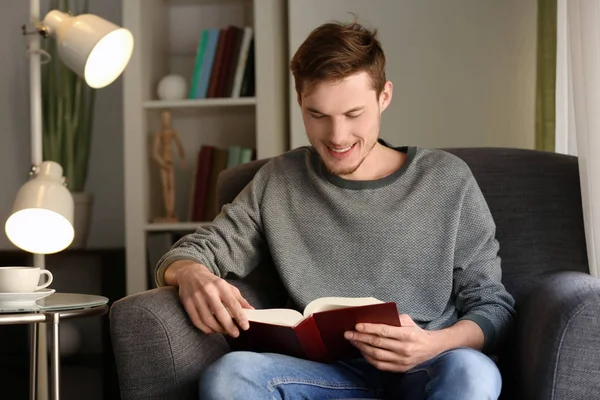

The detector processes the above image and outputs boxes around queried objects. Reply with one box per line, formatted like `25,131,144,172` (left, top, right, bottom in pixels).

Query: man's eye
310,114,324,119
346,114,361,119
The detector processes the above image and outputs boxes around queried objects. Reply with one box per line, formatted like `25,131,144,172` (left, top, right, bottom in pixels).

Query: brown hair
290,17,386,98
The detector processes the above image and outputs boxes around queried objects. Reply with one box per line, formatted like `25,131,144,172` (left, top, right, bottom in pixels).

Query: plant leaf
41,0,96,192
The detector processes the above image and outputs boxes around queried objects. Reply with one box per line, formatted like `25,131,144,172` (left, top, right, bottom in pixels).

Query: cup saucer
0,288,56,305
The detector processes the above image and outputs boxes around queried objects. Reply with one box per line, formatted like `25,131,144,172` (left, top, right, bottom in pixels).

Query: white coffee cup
0,266,53,293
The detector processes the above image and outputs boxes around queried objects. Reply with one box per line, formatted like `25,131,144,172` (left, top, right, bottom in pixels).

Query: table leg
30,323,38,400
37,323,49,400
49,313,60,400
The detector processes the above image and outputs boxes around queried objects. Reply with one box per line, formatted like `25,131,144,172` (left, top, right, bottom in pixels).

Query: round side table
0,292,109,400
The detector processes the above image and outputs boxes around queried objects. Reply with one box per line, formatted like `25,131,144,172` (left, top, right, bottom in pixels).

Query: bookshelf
142,97,257,109
144,222,212,231
122,0,289,294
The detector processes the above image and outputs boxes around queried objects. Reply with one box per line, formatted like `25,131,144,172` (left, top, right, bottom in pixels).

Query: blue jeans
199,347,502,399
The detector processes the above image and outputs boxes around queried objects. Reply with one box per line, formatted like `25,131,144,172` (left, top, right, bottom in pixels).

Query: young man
156,20,515,400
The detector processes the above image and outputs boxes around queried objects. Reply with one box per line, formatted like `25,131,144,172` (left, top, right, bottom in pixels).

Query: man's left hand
344,314,442,372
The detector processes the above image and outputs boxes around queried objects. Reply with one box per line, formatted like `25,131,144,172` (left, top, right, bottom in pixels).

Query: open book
229,297,400,363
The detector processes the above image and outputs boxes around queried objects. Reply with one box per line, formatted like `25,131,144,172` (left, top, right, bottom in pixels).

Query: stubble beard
325,138,378,177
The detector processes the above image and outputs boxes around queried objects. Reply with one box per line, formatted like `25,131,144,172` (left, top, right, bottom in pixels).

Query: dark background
0,248,126,400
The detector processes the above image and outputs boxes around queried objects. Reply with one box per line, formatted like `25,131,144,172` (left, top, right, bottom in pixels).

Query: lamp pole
29,1,49,399
30,0,43,166
16,3,133,397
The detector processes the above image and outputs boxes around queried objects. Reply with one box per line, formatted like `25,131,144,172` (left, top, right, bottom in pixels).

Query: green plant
42,0,95,192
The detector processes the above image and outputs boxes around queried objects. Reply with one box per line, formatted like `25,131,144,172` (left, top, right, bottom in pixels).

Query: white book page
242,308,304,327
303,297,384,318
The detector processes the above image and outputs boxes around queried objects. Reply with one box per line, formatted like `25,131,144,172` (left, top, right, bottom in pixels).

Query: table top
0,292,108,314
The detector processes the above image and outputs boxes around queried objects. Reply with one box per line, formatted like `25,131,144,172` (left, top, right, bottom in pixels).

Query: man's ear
379,81,393,113
297,91,302,107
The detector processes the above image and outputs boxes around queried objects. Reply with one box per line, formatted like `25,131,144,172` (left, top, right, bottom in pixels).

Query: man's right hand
164,260,253,337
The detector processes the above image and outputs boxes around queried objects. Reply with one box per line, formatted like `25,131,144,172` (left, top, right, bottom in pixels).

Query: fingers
355,323,415,341
180,281,228,334
182,297,219,334
195,294,228,334
226,287,252,330
345,331,400,352
353,341,398,363
398,313,416,327
348,337,409,373
179,273,255,337
356,323,392,336
235,288,255,310
205,284,240,337
351,339,395,360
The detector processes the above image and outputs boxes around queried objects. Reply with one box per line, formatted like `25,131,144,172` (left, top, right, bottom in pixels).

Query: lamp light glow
6,7,133,255
9,4,133,397
6,209,74,254
5,161,74,254
42,10,134,88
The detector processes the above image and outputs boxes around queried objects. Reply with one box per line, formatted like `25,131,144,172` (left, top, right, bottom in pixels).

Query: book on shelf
189,145,255,222
207,27,230,98
198,28,220,99
204,147,228,221
220,26,243,97
239,37,255,99
231,26,254,98
189,25,254,100
190,145,214,222
229,297,401,363
189,29,209,98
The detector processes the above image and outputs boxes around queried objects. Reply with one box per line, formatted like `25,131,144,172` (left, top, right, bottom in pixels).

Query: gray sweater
156,142,516,352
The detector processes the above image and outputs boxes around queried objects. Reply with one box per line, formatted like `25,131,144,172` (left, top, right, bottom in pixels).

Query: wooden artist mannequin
152,110,185,222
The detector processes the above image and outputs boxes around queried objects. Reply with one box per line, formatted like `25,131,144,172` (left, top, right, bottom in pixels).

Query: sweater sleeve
154,163,271,287
452,170,516,352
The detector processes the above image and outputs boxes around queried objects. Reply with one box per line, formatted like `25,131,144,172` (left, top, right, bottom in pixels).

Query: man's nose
328,118,348,144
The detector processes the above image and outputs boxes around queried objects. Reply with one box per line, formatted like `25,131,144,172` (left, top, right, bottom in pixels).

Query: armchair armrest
516,271,600,400
109,279,274,400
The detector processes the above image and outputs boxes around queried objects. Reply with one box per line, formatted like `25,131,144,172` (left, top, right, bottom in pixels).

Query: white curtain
556,0,600,278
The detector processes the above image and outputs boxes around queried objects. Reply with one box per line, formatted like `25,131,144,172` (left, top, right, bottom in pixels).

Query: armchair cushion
110,278,276,400
515,271,600,400
111,148,599,400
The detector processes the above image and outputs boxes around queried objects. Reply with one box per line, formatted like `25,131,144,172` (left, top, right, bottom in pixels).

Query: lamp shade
42,10,134,89
5,161,74,254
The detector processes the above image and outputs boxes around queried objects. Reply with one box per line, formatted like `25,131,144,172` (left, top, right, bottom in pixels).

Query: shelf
167,0,251,5
124,0,288,295
145,222,212,232
143,97,256,109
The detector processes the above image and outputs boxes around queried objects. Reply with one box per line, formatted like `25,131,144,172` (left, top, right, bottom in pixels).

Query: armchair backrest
217,148,589,301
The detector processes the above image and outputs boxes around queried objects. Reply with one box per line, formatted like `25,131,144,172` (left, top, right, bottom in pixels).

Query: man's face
299,71,392,179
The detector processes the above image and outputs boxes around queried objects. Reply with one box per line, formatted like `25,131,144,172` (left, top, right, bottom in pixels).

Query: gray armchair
110,148,600,400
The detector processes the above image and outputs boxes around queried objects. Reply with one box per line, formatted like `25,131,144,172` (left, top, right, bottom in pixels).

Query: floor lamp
5,1,133,398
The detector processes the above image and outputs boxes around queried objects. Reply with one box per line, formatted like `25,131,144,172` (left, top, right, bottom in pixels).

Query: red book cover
230,301,400,363
207,28,227,98
223,27,245,97
214,26,237,98
191,145,214,221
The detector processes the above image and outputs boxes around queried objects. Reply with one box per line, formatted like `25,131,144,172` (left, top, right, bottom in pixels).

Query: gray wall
0,0,124,250
0,0,537,249
288,0,537,150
